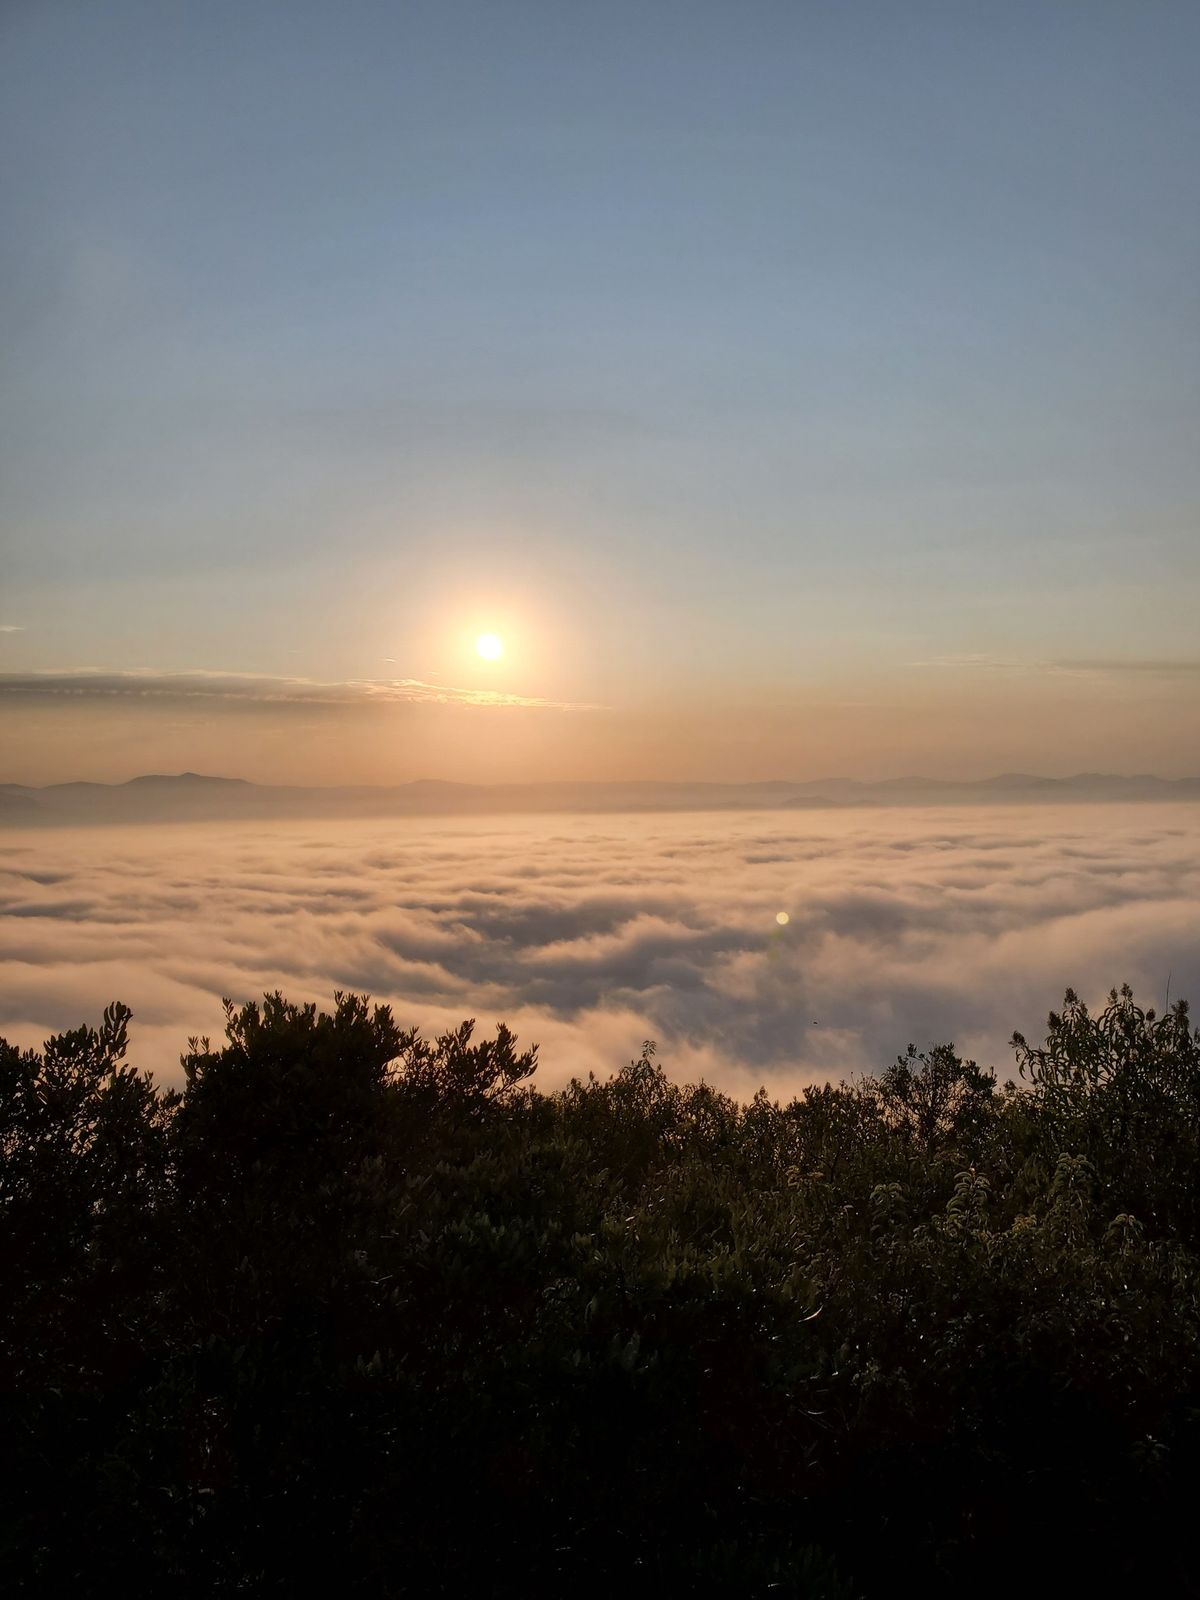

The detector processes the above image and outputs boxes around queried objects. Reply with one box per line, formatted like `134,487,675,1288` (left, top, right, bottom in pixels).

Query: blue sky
1,1,1198,780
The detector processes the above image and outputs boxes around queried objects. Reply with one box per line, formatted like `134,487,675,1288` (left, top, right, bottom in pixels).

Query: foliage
3,987,1200,1595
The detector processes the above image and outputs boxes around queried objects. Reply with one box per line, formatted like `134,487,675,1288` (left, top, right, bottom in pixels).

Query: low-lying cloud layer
1,806,1197,1098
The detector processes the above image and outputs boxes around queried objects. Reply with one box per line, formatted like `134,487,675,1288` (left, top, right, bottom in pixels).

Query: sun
475,632,504,662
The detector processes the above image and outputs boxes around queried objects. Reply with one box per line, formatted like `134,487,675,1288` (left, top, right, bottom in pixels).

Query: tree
870,1041,996,1156
0,1002,171,1389
1014,985,1200,1240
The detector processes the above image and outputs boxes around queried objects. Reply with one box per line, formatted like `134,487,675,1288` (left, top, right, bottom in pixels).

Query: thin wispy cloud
359,679,605,710
908,655,1200,680
0,670,604,712
1055,659,1200,677
905,654,1033,671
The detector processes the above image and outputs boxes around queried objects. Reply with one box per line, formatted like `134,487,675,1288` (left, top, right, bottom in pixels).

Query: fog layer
1,806,1196,1096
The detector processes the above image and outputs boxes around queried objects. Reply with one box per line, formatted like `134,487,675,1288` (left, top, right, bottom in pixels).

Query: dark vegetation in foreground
4,988,1200,1597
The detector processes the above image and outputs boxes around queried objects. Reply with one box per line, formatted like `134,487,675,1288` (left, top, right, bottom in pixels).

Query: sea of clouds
1,805,1198,1098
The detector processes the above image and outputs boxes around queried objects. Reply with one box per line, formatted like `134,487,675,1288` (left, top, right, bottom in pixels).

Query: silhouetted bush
3,986,1199,1596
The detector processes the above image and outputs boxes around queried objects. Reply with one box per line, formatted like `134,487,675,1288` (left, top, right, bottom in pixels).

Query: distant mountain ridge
1,771,1198,825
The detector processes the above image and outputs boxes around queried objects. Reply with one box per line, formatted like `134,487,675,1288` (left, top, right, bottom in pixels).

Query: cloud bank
0,669,602,712
1,805,1197,1099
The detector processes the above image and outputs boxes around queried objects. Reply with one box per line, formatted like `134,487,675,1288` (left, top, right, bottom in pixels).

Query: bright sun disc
475,632,503,661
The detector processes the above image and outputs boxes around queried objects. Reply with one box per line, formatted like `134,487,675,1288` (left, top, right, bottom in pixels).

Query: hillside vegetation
4,986,1200,1596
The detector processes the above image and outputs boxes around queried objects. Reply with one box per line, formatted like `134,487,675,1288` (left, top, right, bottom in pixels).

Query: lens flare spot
776,911,790,926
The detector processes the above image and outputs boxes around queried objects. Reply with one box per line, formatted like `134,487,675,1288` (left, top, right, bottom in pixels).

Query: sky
2,807,1196,1089
2,1,1198,784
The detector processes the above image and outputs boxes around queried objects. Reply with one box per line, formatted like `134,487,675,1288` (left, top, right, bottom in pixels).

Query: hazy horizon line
5,767,1200,791
4,769,1199,832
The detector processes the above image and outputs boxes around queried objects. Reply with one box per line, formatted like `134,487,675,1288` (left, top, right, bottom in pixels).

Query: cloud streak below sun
1,805,1196,1099
0,670,603,712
